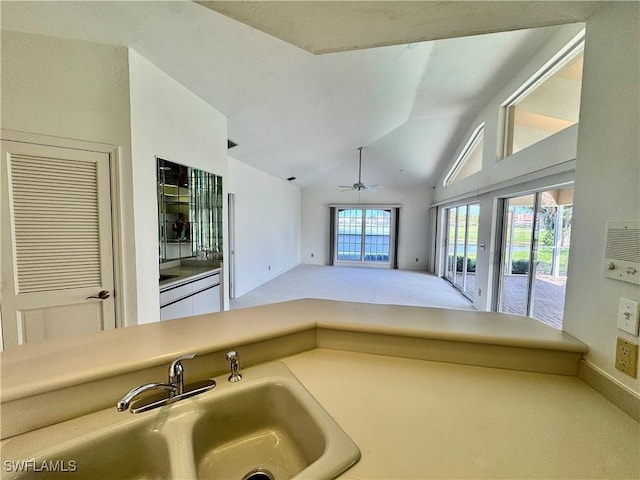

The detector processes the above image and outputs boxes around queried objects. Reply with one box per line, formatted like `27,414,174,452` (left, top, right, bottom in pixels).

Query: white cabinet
192,285,221,317
160,272,221,321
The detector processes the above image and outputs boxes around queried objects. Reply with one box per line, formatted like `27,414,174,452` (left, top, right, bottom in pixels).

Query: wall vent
604,221,640,285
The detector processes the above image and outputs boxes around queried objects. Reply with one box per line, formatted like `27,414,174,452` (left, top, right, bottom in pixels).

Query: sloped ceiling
198,1,599,54
1,1,597,189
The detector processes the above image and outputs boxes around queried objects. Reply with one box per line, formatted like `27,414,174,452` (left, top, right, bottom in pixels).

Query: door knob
86,290,111,300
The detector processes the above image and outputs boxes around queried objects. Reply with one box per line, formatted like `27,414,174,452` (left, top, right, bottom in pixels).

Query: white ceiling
1,1,597,189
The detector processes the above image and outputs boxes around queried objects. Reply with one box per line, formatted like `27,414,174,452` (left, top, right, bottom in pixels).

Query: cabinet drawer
160,282,193,307
160,297,191,321
191,273,220,293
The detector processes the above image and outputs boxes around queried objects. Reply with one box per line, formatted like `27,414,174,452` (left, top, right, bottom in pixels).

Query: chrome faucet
225,350,242,383
117,353,196,412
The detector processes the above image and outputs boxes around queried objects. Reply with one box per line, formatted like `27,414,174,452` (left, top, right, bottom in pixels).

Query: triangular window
444,123,484,187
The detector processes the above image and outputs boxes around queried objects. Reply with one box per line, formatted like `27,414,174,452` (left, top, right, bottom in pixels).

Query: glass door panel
445,208,457,282
497,188,573,329
530,190,573,327
499,195,534,317
443,203,479,301
465,205,480,297
454,206,467,290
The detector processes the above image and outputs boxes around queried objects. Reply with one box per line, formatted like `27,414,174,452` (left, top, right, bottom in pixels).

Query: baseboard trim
579,360,640,422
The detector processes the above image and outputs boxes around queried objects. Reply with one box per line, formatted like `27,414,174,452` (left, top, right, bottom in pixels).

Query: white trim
500,29,585,159
443,123,485,187
0,129,125,330
502,29,585,108
430,159,575,209
579,360,640,422
329,203,402,208
332,206,398,268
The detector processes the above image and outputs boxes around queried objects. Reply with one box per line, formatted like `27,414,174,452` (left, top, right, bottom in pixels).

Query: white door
1,140,116,348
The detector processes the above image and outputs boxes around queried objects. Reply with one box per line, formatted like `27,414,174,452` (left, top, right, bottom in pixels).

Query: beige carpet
231,264,474,310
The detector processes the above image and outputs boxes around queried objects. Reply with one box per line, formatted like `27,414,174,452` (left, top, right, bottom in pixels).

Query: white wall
432,5,640,393
301,186,432,269
0,30,138,325
430,25,583,313
128,50,228,323
563,2,640,393
226,157,301,298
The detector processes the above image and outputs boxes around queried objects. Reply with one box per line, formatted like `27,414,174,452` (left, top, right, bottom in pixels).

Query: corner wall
431,25,583,311
563,2,640,393
226,157,301,298
128,50,228,323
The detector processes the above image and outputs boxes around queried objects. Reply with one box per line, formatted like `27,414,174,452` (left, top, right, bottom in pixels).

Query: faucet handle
168,353,196,394
169,352,197,372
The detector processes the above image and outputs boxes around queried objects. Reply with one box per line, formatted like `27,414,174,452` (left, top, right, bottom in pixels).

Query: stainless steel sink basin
0,361,359,480
159,273,179,282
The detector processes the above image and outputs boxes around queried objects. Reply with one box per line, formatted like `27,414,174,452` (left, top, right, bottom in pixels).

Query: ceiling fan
340,147,378,192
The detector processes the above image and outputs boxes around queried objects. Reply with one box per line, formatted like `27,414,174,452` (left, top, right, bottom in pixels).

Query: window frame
501,30,585,159
329,204,400,269
443,123,485,187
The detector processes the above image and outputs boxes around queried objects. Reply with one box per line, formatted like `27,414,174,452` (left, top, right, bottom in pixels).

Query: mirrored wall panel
157,158,223,263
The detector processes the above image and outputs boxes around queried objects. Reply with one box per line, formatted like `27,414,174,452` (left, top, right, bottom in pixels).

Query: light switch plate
618,297,640,336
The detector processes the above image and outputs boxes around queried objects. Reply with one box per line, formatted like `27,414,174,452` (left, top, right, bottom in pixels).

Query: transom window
503,31,585,157
444,123,484,186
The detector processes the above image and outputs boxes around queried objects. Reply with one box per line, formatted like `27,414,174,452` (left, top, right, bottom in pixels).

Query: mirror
157,158,223,263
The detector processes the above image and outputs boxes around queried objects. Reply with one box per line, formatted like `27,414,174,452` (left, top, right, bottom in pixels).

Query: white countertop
283,349,640,479
0,299,586,403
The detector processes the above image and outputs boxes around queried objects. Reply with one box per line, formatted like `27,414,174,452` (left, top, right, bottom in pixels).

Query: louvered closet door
1,140,115,348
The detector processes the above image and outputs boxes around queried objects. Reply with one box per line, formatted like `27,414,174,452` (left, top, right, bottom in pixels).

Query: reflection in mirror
157,158,223,264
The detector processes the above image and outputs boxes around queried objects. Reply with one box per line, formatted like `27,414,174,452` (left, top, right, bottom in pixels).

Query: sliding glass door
334,207,396,267
496,188,573,328
444,203,479,300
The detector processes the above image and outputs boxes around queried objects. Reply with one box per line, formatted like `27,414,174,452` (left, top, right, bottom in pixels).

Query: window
503,32,584,157
330,206,399,268
444,124,484,186
443,203,480,299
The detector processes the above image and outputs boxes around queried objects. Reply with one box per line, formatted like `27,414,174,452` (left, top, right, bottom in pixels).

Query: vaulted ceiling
2,1,599,189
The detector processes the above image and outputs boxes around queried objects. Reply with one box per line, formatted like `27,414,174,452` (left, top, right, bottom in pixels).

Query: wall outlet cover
615,337,639,378
618,297,640,336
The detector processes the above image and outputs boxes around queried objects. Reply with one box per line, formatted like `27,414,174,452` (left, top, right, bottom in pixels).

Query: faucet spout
116,382,178,412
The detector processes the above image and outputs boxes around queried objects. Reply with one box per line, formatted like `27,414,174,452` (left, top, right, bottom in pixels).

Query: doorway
0,134,118,348
495,187,573,328
444,203,479,300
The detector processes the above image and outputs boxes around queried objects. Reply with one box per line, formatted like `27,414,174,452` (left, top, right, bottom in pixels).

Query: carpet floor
230,264,475,311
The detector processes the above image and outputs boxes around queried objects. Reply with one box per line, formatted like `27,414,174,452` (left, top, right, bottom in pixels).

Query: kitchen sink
3,418,171,480
159,274,179,282
0,362,359,480
193,381,327,479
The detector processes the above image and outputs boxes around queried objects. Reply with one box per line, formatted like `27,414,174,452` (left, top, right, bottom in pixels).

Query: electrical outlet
615,337,639,378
